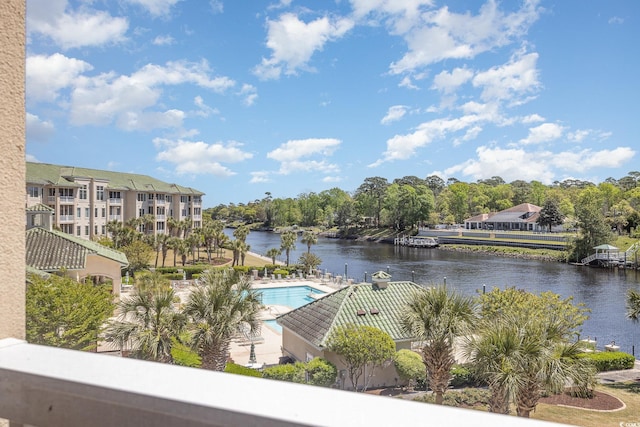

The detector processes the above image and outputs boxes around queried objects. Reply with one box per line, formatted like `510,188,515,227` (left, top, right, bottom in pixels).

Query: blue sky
26,0,639,207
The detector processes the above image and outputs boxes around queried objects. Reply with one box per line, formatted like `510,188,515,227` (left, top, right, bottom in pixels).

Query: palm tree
280,231,297,266
186,233,201,264
627,289,640,321
184,269,263,371
301,231,317,253
401,285,477,405
466,315,595,417
157,233,170,268
232,224,250,243
179,218,192,239
106,220,124,249
167,217,179,237
266,247,281,265
176,239,190,267
103,273,185,363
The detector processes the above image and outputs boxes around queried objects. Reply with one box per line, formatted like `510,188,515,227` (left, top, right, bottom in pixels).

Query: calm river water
228,230,640,354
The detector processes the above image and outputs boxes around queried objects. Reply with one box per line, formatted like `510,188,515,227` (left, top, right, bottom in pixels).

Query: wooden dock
394,236,439,248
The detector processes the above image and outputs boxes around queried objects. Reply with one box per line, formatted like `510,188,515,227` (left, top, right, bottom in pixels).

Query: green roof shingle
26,227,128,271
26,162,204,195
277,280,425,348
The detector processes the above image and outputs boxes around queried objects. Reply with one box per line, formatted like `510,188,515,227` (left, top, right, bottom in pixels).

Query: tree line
207,172,640,236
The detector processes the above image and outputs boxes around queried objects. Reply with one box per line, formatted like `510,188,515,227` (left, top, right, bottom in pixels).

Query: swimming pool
257,285,325,309
263,319,282,333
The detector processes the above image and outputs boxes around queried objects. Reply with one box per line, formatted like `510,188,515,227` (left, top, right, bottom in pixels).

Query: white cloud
238,84,258,106
608,16,624,25
567,129,590,143
350,0,434,34
253,13,354,80
250,171,272,184
432,67,473,94
152,35,175,45
389,0,541,74
551,147,635,171
370,114,481,166
210,1,224,14
381,105,408,124
117,109,185,131
521,113,545,123
193,96,219,117
520,122,565,145
69,60,235,129
154,138,253,177
125,0,182,17
26,53,93,102
267,138,341,175
26,113,55,142
445,145,556,183
472,50,540,103
27,0,128,49
322,175,343,183
26,154,41,162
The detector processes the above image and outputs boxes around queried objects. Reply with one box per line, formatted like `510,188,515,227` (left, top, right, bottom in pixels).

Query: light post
364,271,367,282
411,271,415,282
344,263,348,279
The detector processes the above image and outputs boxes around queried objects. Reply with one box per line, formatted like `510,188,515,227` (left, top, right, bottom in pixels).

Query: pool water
263,319,282,333
257,286,325,308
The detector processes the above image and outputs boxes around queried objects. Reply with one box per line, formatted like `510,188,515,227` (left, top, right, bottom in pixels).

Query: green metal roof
26,162,204,195
277,280,425,348
26,203,54,212
26,227,129,271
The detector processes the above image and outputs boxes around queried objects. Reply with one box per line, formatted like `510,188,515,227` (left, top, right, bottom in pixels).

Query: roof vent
357,309,366,316
370,308,379,315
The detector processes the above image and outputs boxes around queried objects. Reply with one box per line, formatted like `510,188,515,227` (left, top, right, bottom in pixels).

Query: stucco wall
0,0,26,340
81,254,124,295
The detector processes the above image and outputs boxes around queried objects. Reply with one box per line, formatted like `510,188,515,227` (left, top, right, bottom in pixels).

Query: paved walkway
597,360,640,384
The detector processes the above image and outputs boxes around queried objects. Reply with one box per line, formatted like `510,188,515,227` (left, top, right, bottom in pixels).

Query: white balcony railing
58,215,74,222
108,198,122,205
108,215,122,221
0,339,555,427
156,214,166,220
59,196,75,203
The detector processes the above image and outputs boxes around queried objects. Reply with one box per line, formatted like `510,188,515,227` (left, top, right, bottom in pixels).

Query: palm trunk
516,379,539,418
201,340,230,371
423,340,455,405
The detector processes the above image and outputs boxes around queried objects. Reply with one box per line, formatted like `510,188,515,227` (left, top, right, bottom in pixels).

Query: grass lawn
532,382,640,426
150,248,273,269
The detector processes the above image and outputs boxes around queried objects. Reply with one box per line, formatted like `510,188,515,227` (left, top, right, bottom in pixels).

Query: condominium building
26,162,204,240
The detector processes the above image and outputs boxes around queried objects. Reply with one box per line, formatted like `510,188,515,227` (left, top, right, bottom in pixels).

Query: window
85,226,89,236
194,208,201,215
137,193,146,202
96,186,104,201
76,226,81,236
148,193,154,200
180,196,187,203
27,186,39,197
166,195,172,202
85,207,90,218
156,194,165,201
109,191,121,199
95,208,98,218
59,188,74,197
76,207,81,218
94,225,98,235
48,188,56,196
148,206,153,214
102,208,106,218
181,209,187,217
156,222,165,231
156,206,165,215
101,225,106,235
79,185,87,199
139,208,145,217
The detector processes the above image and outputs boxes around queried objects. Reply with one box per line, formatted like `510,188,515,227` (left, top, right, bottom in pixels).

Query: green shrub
273,269,289,277
262,362,306,383
394,349,425,389
414,388,491,407
305,358,337,387
232,266,251,275
450,365,477,388
155,267,179,274
578,351,635,371
170,340,201,368
163,273,184,280
224,363,263,378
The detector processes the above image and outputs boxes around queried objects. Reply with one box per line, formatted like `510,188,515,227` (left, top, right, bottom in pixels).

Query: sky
25,0,639,207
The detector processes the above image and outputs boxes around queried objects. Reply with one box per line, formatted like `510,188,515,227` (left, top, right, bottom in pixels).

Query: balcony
0,338,553,427
58,215,74,222
108,198,122,205
108,215,122,221
155,199,166,205
155,214,166,220
59,196,75,203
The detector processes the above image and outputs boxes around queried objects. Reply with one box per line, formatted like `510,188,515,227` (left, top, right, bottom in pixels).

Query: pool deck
228,279,338,368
